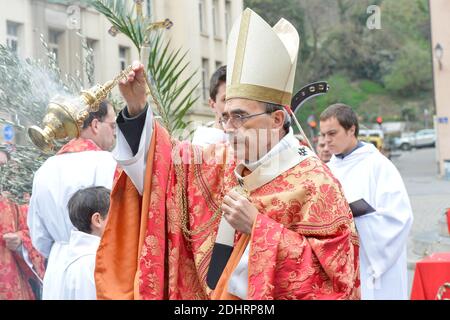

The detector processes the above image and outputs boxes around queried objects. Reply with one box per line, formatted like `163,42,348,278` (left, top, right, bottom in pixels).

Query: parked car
394,129,436,151
359,129,391,159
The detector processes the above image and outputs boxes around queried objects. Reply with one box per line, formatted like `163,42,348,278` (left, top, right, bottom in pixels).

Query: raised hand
119,61,148,117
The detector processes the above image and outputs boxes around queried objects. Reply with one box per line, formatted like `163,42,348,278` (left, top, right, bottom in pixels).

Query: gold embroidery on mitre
227,83,292,106
226,8,299,105
231,9,251,85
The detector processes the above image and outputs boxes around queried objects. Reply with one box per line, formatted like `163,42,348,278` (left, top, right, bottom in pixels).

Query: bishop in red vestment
95,8,360,300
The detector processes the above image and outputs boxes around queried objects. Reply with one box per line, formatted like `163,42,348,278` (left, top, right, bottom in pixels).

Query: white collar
234,128,313,192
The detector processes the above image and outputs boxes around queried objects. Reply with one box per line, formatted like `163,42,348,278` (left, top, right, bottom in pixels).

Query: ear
91,118,100,134
348,125,356,136
272,110,285,130
91,212,102,229
208,98,216,110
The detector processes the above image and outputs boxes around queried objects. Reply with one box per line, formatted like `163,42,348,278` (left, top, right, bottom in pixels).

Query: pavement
390,147,450,296
391,148,450,238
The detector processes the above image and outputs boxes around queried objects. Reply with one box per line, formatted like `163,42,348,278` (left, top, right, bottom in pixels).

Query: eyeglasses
101,121,117,130
219,111,272,128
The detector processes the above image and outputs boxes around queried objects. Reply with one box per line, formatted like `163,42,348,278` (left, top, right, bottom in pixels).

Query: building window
86,39,98,83
86,39,97,52
225,1,232,37
201,58,210,101
199,0,207,35
146,0,152,17
212,0,220,37
119,46,130,71
48,29,63,64
6,21,21,54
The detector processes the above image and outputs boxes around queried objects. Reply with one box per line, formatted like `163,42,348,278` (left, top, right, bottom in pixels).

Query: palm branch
90,0,199,134
90,0,144,49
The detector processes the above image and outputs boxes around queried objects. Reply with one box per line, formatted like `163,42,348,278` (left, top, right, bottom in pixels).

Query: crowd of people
0,8,413,300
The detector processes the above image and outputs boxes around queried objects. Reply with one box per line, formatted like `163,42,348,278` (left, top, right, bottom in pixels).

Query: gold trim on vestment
235,144,313,192
227,83,292,106
231,10,251,85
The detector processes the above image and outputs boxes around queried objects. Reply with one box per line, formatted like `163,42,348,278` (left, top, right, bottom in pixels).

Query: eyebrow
322,129,337,135
222,109,248,117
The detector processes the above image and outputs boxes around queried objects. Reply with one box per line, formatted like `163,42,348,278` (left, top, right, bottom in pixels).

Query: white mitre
226,8,300,106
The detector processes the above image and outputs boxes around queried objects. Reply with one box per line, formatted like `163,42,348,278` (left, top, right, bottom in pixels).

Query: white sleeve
17,245,44,283
228,243,250,300
354,158,413,279
112,107,154,195
64,257,97,300
27,192,53,258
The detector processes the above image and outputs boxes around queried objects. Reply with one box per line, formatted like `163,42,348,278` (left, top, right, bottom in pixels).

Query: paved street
390,147,450,296
392,148,450,237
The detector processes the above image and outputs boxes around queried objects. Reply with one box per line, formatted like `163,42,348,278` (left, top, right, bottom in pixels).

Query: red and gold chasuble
95,123,360,299
0,196,46,300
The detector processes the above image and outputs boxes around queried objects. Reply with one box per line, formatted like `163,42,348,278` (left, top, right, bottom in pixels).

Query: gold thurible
28,65,133,153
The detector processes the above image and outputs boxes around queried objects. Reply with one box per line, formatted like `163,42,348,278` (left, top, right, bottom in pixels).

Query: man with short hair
192,65,228,146
51,186,110,300
208,65,227,126
96,9,360,300
316,135,332,163
28,100,117,299
320,103,413,300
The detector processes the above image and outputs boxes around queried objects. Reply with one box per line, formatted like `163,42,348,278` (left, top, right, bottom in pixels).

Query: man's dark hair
265,103,291,134
209,65,226,101
82,100,111,129
320,103,359,137
68,186,111,234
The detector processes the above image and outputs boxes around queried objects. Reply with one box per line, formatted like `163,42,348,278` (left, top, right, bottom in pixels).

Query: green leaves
0,145,48,205
383,41,432,96
0,34,92,203
0,44,61,203
248,0,433,132
90,0,198,134
0,45,66,123
147,35,199,133
90,0,144,49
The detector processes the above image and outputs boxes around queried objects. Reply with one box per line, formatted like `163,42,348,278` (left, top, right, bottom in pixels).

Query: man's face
0,151,8,166
320,117,356,155
209,82,226,117
316,136,332,163
95,104,117,151
222,98,284,162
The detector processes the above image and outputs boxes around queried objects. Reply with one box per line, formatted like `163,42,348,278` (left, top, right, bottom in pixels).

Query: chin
328,147,337,154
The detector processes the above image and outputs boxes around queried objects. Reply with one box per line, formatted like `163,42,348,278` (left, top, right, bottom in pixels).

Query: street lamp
435,43,444,70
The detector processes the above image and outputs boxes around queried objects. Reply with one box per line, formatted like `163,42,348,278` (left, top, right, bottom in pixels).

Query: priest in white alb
320,103,413,300
27,101,117,299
